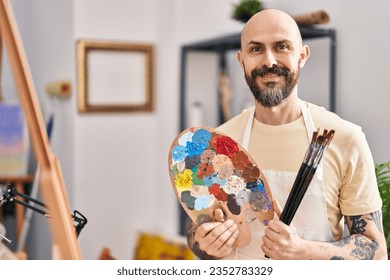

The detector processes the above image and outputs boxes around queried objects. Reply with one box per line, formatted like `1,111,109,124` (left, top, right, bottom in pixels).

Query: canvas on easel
0,103,30,176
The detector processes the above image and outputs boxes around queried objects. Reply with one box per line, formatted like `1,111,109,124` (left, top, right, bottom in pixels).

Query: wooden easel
0,175,34,243
0,0,81,259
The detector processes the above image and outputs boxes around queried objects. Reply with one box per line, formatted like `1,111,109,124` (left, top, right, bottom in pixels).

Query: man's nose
262,50,277,68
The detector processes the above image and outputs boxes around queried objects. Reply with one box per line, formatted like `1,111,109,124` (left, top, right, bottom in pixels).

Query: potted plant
232,0,263,23
375,161,390,257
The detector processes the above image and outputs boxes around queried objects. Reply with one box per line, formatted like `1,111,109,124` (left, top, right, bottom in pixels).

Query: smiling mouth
259,77,284,89
262,73,282,78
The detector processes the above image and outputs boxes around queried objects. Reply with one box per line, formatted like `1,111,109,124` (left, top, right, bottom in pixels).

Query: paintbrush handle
284,166,317,225
282,139,329,224
286,143,327,223
280,163,311,223
265,163,310,260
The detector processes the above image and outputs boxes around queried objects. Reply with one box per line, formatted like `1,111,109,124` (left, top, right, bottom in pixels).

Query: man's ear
298,45,310,69
237,50,244,69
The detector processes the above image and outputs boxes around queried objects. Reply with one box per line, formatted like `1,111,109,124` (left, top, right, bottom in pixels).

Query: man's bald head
241,9,303,50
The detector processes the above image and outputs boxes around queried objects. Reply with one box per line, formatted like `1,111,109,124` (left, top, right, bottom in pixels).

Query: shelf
182,26,336,52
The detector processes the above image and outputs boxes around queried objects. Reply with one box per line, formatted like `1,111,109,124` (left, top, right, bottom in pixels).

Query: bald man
187,9,387,260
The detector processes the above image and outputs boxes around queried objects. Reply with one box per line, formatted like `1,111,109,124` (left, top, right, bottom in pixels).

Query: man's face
238,11,309,108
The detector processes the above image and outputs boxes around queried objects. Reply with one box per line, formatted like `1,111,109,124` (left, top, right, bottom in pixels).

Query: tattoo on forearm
350,235,379,260
330,211,382,260
331,235,379,260
332,237,352,247
349,215,367,234
186,220,216,260
370,211,383,234
191,241,216,260
347,212,382,259
186,222,196,246
349,211,383,235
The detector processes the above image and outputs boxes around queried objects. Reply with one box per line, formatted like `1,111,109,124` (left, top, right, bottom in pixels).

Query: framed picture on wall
77,39,154,113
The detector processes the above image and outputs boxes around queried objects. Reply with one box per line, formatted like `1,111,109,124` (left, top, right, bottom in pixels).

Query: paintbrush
279,128,319,223
283,136,324,225
264,129,334,259
281,130,335,225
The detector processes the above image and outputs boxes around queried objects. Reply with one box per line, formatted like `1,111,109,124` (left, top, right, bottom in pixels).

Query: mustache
251,65,289,78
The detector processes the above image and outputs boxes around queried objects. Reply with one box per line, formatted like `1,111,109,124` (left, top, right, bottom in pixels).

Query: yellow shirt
217,101,382,240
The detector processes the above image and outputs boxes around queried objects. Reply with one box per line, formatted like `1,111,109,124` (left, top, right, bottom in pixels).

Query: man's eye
251,46,261,52
277,44,287,50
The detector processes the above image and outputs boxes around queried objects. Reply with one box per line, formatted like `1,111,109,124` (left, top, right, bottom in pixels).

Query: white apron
230,100,334,259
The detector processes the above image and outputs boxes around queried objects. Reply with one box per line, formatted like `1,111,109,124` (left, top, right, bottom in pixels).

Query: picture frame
77,39,154,113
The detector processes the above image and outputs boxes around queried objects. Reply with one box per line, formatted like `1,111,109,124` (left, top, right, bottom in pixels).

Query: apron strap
242,107,255,151
299,99,315,140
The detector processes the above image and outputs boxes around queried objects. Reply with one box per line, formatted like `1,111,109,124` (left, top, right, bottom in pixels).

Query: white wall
2,0,390,259
73,0,181,259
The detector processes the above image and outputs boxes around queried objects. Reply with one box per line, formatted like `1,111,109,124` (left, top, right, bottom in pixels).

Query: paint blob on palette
168,126,274,247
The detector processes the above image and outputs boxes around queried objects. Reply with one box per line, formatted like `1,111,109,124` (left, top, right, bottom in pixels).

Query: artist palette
168,126,274,247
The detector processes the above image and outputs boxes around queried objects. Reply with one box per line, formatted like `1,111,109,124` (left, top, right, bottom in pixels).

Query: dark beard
244,64,299,108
